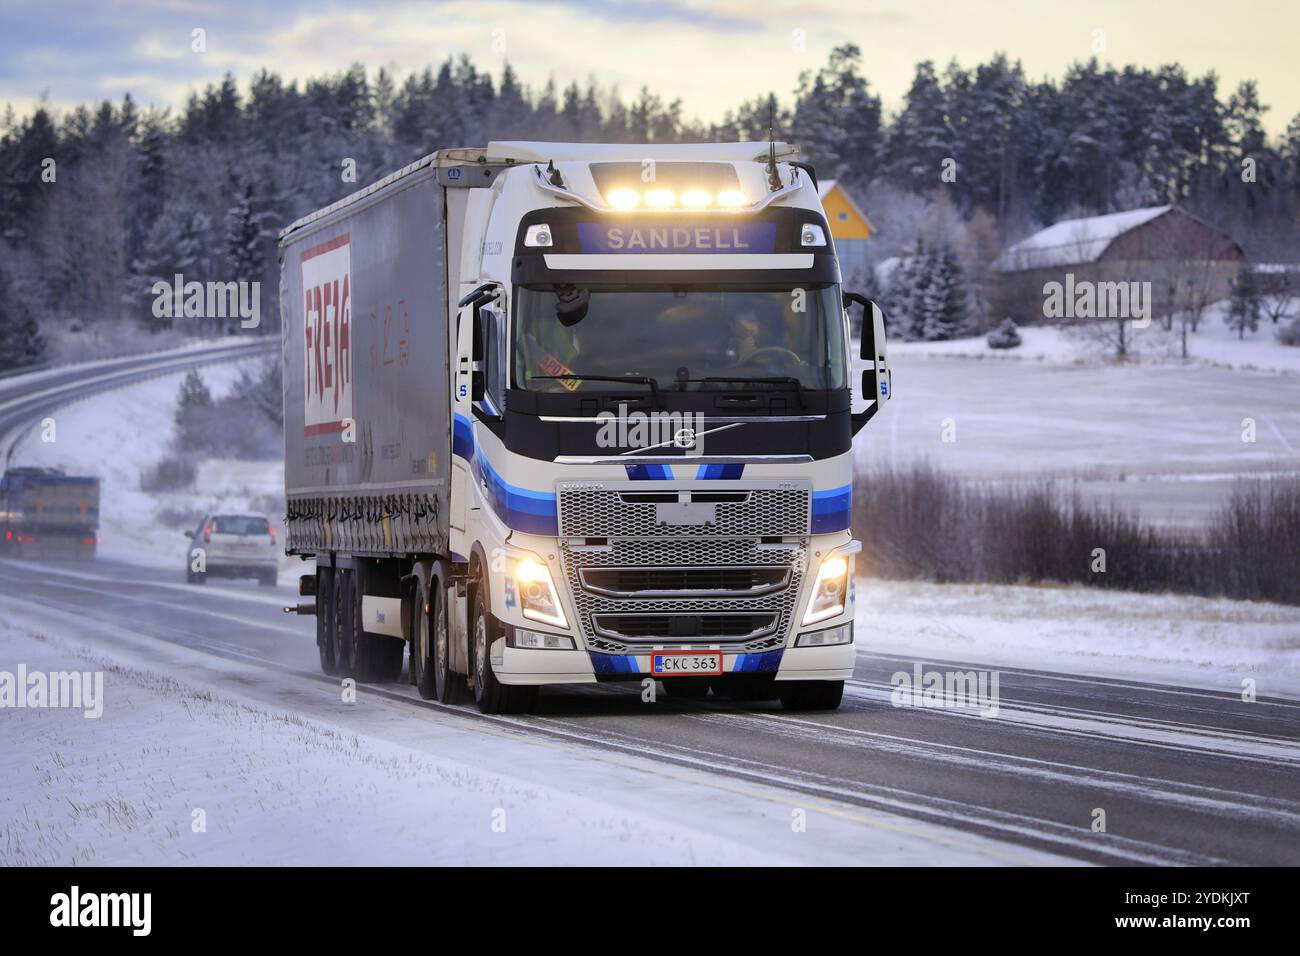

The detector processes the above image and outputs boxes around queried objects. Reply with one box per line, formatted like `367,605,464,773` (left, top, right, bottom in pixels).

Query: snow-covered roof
994,205,1173,272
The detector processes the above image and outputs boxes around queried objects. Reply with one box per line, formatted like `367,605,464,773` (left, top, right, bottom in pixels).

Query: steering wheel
739,346,804,371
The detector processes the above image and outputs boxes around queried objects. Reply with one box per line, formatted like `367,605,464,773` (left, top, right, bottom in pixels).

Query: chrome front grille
557,486,810,538
556,482,809,654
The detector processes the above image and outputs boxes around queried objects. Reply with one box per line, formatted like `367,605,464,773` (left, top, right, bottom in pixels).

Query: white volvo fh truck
280,141,891,713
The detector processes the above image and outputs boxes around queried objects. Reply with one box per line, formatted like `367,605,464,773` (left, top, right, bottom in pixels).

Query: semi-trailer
0,466,99,559
279,141,891,713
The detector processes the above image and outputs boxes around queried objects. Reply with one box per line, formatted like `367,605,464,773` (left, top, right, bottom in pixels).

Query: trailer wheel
412,578,438,699
471,579,537,715
332,570,353,678
369,636,405,683
777,680,844,711
344,570,373,680
317,567,338,676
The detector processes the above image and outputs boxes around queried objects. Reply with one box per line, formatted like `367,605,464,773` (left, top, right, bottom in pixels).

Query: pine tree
0,268,44,371
1226,266,1262,340
177,369,212,411
920,246,968,341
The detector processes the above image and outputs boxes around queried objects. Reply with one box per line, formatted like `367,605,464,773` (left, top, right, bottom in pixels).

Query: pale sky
2,0,1296,137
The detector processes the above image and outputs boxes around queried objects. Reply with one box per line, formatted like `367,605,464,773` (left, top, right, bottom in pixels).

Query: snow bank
857,577,1300,697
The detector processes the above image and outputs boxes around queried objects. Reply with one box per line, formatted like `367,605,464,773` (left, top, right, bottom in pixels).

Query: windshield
213,515,271,535
513,286,847,393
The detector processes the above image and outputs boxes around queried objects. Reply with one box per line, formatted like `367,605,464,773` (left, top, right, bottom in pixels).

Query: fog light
796,623,852,647
800,224,827,247
524,224,553,247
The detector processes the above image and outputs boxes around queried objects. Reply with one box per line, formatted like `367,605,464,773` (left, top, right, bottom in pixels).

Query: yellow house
817,179,873,284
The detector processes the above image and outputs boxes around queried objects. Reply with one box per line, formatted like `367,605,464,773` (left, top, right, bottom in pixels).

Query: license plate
651,650,723,676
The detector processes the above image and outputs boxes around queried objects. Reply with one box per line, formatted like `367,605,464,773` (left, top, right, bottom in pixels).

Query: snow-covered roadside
857,577,1300,698
0,603,1066,866
10,358,282,572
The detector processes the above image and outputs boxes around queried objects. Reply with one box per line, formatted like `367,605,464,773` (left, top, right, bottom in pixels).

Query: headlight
514,556,568,629
796,622,852,647
802,554,849,625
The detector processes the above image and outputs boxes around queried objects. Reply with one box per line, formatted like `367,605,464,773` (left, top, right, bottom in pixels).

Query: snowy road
3,554,1298,866
0,338,276,462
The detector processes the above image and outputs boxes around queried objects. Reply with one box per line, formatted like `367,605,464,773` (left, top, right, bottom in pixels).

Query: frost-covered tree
919,245,969,341
0,267,44,370
1226,266,1263,339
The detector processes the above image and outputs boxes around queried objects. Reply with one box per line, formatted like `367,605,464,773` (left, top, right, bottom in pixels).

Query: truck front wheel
471,580,537,715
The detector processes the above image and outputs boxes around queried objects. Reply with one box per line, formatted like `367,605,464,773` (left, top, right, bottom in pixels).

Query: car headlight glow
514,556,568,629
802,554,850,625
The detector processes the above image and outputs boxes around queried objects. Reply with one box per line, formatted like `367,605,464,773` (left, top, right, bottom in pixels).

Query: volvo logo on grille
673,427,697,449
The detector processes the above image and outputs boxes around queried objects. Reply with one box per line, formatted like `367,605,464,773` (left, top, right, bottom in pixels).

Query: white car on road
185,513,279,587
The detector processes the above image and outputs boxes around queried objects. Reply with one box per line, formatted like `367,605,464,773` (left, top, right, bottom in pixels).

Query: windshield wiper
692,376,806,409
529,372,662,408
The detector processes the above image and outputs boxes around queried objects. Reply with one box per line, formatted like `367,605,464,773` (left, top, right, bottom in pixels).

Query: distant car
185,513,279,586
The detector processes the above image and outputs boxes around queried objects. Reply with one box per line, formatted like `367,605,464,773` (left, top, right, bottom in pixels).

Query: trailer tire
471,579,537,715
369,636,405,683
332,569,353,678
317,567,338,676
344,570,373,680
777,680,844,711
433,581,467,704
412,578,438,699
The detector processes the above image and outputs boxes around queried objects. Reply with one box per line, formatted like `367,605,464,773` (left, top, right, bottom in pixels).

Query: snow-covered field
0,607,1062,866
890,301,1300,373
871,304,1300,528
10,359,285,572
857,577,1300,698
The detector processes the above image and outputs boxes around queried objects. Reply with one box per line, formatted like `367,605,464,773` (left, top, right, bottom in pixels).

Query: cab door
450,305,475,536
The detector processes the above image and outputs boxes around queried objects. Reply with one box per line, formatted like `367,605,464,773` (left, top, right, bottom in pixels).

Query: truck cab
445,143,890,711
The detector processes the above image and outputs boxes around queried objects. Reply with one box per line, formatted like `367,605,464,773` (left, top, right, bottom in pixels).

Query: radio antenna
765,96,781,192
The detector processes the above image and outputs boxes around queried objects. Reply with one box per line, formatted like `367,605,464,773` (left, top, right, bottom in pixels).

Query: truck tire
471,579,537,715
369,636,404,683
717,674,778,701
412,578,438,699
433,581,466,704
317,567,338,676
332,570,353,678
661,678,712,699
343,570,374,681
777,680,844,711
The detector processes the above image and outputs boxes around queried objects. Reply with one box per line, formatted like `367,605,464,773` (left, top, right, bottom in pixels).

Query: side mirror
843,292,891,434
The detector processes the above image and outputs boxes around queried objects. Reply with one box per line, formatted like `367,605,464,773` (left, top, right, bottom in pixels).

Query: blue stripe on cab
474,455,558,536
811,484,852,533
452,413,475,462
624,463,674,480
